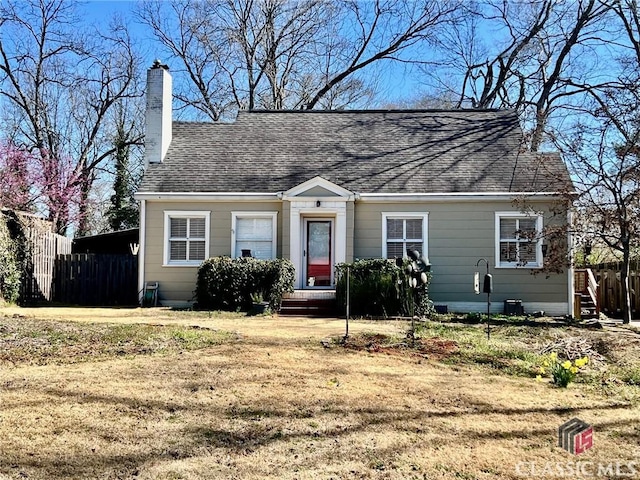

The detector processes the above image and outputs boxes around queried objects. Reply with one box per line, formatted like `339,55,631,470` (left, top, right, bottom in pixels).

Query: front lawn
1,308,639,479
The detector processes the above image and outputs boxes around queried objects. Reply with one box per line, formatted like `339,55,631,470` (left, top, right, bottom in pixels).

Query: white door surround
285,177,354,290
289,201,347,289
303,217,335,288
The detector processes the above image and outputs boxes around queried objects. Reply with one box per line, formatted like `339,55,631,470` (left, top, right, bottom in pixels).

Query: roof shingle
138,109,571,194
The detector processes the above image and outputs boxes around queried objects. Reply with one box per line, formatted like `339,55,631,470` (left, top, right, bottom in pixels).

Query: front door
305,219,332,287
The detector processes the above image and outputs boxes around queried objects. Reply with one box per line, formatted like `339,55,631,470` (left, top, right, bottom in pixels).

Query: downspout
138,199,146,304
567,208,575,318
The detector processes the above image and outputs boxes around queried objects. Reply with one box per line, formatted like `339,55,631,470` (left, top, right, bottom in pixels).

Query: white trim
231,211,278,259
135,192,280,201
285,176,354,198
358,192,568,202
137,199,146,304
289,200,348,289
282,195,353,202
494,211,543,269
163,210,211,267
438,301,569,316
381,212,429,259
135,191,571,202
303,217,336,288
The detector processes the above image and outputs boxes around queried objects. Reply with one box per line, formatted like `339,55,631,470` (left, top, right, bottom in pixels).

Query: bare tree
562,114,639,324
558,0,640,324
425,0,613,151
138,0,460,119
0,0,143,234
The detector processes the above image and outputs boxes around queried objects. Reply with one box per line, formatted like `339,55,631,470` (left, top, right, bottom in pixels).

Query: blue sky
80,0,422,108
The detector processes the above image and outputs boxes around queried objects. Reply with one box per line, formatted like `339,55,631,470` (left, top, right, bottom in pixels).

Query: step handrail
586,268,600,315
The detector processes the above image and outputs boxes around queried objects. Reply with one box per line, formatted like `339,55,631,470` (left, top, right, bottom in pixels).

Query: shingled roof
138,109,571,194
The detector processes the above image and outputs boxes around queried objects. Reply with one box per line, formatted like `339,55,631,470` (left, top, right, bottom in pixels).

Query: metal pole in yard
345,266,350,339
476,258,492,340
487,289,491,340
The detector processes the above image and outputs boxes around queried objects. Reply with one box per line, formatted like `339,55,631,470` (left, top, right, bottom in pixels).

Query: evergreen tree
106,124,139,231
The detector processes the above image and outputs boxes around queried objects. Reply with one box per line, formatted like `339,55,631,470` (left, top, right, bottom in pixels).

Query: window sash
384,217,424,259
497,215,541,266
233,214,276,260
167,216,208,263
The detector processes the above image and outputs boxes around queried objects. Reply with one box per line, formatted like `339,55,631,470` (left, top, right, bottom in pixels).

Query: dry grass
1,307,640,480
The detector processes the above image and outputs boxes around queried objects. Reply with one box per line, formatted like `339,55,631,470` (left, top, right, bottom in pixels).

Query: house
135,63,574,316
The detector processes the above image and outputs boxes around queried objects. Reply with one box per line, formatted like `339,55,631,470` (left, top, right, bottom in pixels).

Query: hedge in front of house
195,256,295,312
335,258,433,318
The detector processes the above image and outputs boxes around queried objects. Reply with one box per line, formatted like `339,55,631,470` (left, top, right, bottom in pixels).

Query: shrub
195,257,294,312
335,258,433,318
0,212,22,304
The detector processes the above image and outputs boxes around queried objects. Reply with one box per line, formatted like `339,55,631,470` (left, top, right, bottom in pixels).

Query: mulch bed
341,333,458,360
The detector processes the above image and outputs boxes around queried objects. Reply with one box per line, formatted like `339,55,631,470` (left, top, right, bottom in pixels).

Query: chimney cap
151,59,169,70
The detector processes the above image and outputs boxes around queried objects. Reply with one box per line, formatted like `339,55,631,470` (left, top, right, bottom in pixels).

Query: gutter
134,191,574,202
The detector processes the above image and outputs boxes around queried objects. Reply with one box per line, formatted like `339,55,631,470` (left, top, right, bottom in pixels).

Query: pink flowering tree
0,141,83,233
0,142,33,212
34,148,84,234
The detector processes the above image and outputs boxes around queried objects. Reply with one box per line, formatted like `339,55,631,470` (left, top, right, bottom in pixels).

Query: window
382,213,428,259
495,212,543,268
163,211,210,266
232,212,277,260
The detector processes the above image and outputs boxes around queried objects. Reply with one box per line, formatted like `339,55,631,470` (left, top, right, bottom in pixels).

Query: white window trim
381,212,429,259
163,210,210,267
495,211,543,269
231,211,278,259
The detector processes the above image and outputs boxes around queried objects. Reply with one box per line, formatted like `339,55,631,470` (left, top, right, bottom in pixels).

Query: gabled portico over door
285,177,354,290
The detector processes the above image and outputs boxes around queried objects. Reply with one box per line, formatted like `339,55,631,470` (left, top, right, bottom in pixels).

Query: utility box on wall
504,299,524,316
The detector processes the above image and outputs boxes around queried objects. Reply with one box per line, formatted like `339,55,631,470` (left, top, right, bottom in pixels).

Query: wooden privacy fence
590,261,640,318
53,254,139,306
21,228,72,304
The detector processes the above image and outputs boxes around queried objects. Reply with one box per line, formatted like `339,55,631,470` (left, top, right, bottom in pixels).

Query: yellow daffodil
570,366,579,374
575,357,589,368
562,360,572,370
539,367,546,374
536,375,543,382
550,352,558,361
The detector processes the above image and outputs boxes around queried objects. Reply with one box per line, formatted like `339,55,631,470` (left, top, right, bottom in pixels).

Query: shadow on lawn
190,401,635,452
5,386,636,479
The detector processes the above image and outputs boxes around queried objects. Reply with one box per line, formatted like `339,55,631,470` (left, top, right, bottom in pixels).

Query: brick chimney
145,60,172,165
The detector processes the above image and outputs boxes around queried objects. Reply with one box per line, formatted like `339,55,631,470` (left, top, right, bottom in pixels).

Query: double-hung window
495,212,543,268
163,211,210,266
382,213,428,259
232,212,277,260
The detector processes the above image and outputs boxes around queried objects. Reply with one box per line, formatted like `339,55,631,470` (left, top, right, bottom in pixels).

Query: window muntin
164,212,210,266
232,212,277,260
382,214,427,259
496,213,542,267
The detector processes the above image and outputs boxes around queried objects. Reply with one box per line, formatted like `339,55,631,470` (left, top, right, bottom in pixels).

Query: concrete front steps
280,290,337,316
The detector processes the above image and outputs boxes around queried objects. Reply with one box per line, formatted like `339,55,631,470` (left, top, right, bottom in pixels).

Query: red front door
306,220,332,287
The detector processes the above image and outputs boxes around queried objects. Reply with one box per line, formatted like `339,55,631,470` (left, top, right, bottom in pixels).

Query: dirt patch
341,332,458,360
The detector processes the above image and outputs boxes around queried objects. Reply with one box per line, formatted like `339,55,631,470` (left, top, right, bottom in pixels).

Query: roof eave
135,191,572,202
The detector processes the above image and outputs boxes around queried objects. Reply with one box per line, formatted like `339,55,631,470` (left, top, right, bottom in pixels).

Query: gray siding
144,200,282,304
346,202,355,262
296,186,339,197
143,197,569,311
353,200,569,309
